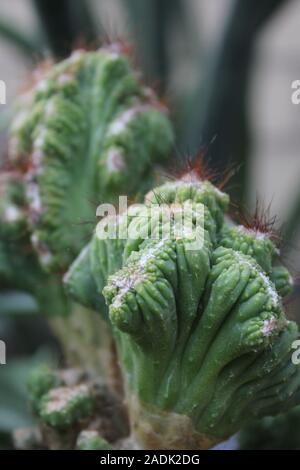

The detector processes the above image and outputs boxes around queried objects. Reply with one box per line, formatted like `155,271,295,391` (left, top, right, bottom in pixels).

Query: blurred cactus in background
3,44,173,283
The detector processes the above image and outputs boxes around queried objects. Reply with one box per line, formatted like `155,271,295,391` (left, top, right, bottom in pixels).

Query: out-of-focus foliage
239,407,300,449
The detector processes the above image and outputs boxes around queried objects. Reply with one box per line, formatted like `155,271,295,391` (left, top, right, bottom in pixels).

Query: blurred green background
0,0,300,449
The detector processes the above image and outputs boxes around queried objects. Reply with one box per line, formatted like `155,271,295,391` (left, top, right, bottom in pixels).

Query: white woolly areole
58,74,73,86
236,225,269,240
161,176,226,201
108,109,137,136
112,269,146,308
107,105,150,137
259,270,280,306
26,183,42,213
112,238,168,308
138,238,167,268
44,384,89,414
261,316,278,337
180,171,201,184
234,250,279,307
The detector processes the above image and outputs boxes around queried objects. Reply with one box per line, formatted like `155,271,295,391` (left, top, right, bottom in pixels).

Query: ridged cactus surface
67,172,300,449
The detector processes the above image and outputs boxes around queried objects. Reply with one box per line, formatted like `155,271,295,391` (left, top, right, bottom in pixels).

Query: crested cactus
2,40,300,451
66,171,300,449
0,43,173,295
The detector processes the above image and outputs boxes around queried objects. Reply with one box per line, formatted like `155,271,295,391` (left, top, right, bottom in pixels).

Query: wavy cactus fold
67,173,300,449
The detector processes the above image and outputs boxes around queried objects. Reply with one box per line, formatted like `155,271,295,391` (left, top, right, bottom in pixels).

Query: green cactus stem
39,384,95,429
239,405,300,449
67,172,300,449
